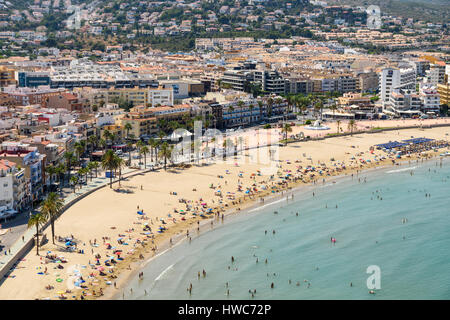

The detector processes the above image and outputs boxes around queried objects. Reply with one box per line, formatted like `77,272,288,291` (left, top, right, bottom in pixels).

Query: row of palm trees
335,119,357,136
27,192,64,255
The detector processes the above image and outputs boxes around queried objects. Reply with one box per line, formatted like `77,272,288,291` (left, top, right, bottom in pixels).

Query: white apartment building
386,88,422,116
423,66,441,86
148,88,173,106
380,67,416,107
419,85,440,114
0,159,28,212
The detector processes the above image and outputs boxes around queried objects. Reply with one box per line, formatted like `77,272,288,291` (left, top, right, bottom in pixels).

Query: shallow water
121,158,450,300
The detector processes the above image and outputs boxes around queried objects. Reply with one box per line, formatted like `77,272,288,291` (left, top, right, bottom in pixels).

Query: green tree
281,123,293,144
159,142,173,170
101,150,118,188
40,192,64,245
28,213,47,256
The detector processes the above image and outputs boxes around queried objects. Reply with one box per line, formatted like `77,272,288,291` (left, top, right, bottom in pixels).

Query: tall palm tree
267,97,274,118
286,95,294,120
159,142,173,170
257,100,264,121
56,164,65,193
40,192,64,244
63,151,75,183
126,141,133,165
223,138,234,160
330,104,338,118
275,97,283,118
70,176,78,193
45,165,56,187
336,120,341,134
282,123,293,144
101,149,117,188
88,135,98,154
103,130,113,149
314,100,323,119
348,119,356,136
136,140,144,164
28,213,47,255
148,138,156,162
74,141,85,163
123,122,132,140
91,161,100,178
98,138,106,151
140,145,149,169
115,155,125,186
87,162,95,181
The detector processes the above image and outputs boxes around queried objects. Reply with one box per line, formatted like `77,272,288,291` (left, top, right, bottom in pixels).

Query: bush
305,120,312,125
263,124,271,129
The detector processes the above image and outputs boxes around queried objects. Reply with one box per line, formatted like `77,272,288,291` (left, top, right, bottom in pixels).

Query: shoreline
101,152,447,300
1,122,448,300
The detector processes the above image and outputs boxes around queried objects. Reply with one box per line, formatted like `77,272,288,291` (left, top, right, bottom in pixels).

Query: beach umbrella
96,266,105,271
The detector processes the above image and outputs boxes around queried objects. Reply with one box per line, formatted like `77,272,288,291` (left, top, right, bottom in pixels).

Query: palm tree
101,149,117,188
159,142,173,170
56,164,65,193
64,151,75,183
91,161,100,178
257,100,264,121
74,141,85,163
126,141,133,165
87,162,95,181
267,97,274,119
329,104,338,118
40,192,64,244
103,130,114,149
275,97,283,118
282,123,293,144
88,135,98,154
28,213,47,255
223,138,234,160
70,176,78,193
148,138,156,162
348,119,356,136
286,95,294,120
45,165,57,187
123,122,132,140
98,138,106,151
314,100,323,119
115,155,125,186
140,145,149,169
336,120,341,134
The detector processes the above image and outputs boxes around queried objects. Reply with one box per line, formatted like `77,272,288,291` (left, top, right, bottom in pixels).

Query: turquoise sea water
122,159,450,300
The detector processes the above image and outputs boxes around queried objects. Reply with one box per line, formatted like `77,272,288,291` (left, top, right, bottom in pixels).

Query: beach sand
0,120,449,300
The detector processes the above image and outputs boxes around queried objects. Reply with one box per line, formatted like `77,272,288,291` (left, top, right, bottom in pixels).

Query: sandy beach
0,119,449,300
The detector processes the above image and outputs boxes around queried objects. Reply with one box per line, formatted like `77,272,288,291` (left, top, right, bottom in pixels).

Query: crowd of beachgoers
0,122,449,300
